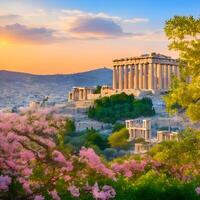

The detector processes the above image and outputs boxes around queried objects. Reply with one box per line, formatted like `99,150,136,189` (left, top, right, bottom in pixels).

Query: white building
113,52,179,94
157,130,178,142
126,119,151,141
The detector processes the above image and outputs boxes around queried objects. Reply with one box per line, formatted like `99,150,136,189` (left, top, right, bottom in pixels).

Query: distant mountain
0,68,112,109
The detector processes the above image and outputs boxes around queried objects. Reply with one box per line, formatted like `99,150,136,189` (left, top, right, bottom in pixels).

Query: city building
157,130,178,142
68,87,97,101
113,52,179,93
134,142,155,154
126,119,151,141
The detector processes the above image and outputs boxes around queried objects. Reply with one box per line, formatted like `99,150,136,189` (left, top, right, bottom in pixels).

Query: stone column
148,63,154,90
157,63,163,90
143,64,148,89
168,65,172,87
78,89,82,100
172,65,177,76
129,65,134,89
164,64,168,89
124,65,128,89
113,66,117,90
116,66,119,89
134,64,139,89
154,64,157,90
139,63,143,89
119,65,124,90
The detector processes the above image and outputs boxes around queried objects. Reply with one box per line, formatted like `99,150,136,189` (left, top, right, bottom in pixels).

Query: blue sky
38,0,200,18
0,0,199,74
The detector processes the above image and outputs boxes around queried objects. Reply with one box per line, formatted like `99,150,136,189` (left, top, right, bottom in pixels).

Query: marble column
139,63,143,89
157,63,163,90
164,64,168,89
116,66,119,89
119,65,124,90
168,65,172,87
143,64,148,89
78,89,82,100
113,66,117,89
172,65,177,76
85,89,87,100
124,65,128,89
154,64,158,90
129,65,134,89
134,64,139,89
148,63,154,90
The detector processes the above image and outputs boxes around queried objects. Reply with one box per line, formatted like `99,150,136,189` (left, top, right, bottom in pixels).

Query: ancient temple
112,52,179,92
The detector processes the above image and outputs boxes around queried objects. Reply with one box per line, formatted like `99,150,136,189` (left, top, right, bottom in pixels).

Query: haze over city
0,0,199,74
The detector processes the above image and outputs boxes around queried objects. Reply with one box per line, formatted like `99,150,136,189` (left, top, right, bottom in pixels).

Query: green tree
164,16,200,121
94,85,102,94
112,123,125,132
88,93,155,123
63,119,76,135
84,128,109,150
108,128,130,149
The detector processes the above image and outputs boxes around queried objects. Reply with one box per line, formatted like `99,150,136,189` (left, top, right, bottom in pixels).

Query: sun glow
0,40,9,46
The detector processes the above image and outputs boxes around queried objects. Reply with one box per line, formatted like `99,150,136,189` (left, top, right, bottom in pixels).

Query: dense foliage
94,85,102,94
108,128,130,149
64,128,110,153
164,16,200,121
88,93,155,123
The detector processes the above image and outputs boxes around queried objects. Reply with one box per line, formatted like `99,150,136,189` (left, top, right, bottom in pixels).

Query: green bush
88,93,155,123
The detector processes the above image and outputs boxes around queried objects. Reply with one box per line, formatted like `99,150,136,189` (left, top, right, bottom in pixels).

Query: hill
0,68,112,109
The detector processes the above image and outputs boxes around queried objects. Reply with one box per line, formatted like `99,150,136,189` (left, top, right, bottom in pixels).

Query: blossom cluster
79,147,115,178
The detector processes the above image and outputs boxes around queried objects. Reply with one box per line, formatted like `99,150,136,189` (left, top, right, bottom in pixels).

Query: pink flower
49,190,61,200
68,185,80,197
102,185,116,199
34,195,45,200
0,175,12,191
92,182,116,200
196,187,200,195
52,150,73,171
79,148,115,178
22,181,32,194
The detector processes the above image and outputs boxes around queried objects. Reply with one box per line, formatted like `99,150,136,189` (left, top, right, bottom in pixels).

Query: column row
113,63,179,91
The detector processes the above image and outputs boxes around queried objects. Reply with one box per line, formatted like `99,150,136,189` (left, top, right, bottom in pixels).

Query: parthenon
113,52,179,93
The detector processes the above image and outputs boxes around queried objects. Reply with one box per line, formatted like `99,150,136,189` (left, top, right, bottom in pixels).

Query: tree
0,109,116,200
84,128,110,150
88,93,155,123
149,128,200,170
164,16,200,121
108,128,130,149
63,119,76,135
94,85,102,94
112,123,125,133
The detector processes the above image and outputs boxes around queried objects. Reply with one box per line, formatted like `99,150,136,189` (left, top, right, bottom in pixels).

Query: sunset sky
0,0,199,74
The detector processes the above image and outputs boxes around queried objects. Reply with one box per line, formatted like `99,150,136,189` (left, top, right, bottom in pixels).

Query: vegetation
94,85,102,94
108,128,130,149
112,123,125,132
64,127,110,152
164,16,200,121
149,128,200,167
88,93,155,123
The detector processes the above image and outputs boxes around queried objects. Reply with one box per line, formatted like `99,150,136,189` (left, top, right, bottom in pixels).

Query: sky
0,0,199,74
